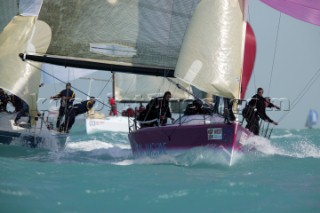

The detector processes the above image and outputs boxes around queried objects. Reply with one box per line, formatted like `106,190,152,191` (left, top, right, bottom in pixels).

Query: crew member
64,97,96,132
9,95,30,126
244,88,279,135
0,88,9,112
108,96,118,116
50,82,75,129
139,91,173,127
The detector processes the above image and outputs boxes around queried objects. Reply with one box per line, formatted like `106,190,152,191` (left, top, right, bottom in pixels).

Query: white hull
0,111,68,150
86,116,130,134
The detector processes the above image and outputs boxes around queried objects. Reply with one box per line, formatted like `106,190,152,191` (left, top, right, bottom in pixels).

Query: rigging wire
26,61,111,110
96,73,112,99
278,67,320,122
267,13,282,96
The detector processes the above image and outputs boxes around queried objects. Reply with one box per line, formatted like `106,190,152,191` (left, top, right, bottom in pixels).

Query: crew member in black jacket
138,91,173,127
63,97,96,132
50,82,75,129
244,88,279,135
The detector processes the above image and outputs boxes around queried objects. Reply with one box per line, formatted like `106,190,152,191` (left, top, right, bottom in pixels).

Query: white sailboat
0,1,67,149
85,72,192,134
84,73,132,134
305,109,318,129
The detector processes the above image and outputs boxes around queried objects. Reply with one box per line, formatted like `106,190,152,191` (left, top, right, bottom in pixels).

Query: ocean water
1,123,320,213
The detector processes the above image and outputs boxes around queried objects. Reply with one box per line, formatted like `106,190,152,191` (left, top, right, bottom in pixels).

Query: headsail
261,0,320,26
0,1,51,121
175,0,248,99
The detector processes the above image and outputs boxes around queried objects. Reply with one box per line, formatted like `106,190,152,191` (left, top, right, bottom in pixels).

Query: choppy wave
240,130,320,158
3,126,320,167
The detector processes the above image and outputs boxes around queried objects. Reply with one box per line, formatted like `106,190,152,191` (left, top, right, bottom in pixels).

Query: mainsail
19,0,251,100
30,0,200,75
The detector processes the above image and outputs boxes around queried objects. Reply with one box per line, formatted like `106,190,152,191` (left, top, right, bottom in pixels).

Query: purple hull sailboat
127,0,256,165
129,115,251,157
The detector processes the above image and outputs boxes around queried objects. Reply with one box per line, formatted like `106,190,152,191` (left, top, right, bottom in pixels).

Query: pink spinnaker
261,0,320,26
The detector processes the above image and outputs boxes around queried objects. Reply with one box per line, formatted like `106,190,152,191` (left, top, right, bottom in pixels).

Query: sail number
207,128,223,140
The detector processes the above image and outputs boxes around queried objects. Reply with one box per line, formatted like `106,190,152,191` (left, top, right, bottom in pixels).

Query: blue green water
1,122,320,213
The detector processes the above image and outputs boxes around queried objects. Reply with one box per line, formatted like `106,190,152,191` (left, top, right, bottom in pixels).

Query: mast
112,73,115,99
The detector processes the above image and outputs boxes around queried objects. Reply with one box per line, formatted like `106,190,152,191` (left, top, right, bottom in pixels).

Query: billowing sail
0,17,42,116
261,0,320,26
0,1,50,120
175,0,248,99
305,109,318,129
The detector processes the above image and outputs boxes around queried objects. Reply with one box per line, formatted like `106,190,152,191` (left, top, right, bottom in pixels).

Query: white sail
19,0,43,16
115,73,192,102
41,64,96,84
305,109,318,128
175,0,247,99
0,0,51,120
0,17,40,116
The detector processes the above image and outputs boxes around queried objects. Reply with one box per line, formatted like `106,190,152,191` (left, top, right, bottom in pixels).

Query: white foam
240,135,320,158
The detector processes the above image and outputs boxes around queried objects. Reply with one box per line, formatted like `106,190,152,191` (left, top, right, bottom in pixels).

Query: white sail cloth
115,73,192,102
175,0,248,99
0,16,51,120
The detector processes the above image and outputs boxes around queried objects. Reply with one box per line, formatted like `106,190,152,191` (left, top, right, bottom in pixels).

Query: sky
245,1,320,129
39,1,320,129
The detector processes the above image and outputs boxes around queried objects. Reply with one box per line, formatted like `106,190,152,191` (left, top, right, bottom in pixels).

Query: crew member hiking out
9,95,30,126
64,97,96,132
0,88,9,112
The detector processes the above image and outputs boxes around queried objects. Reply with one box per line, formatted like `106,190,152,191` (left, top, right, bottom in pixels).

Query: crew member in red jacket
108,96,118,116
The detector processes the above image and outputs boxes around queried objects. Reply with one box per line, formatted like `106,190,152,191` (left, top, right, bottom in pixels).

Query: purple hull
129,117,252,160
